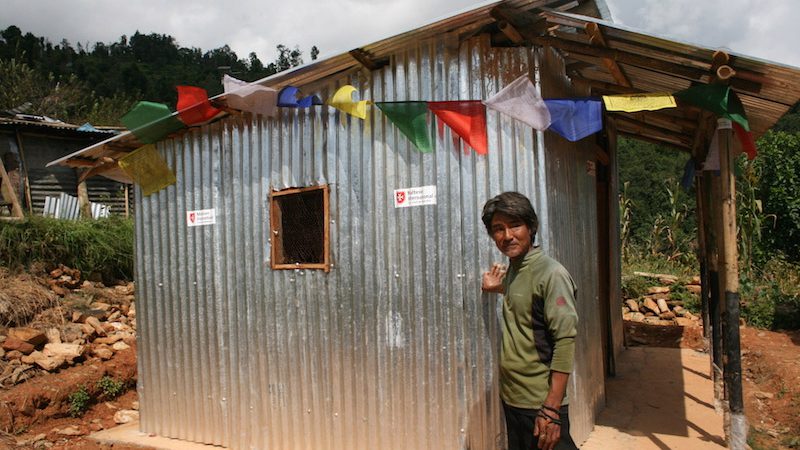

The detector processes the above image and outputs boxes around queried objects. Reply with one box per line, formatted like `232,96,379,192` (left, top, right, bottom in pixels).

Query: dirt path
625,322,800,450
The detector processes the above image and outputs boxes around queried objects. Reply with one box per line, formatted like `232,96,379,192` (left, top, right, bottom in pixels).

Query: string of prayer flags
120,101,185,144
543,98,603,142
602,93,677,112
222,74,278,117
375,102,433,153
483,75,551,130
328,85,370,119
118,144,177,196
278,86,323,108
176,86,222,126
428,101,488,155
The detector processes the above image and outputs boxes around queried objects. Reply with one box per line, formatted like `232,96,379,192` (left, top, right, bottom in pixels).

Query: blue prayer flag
544,98,603,142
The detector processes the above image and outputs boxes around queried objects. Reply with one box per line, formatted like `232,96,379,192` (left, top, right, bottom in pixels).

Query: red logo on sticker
556,296,567,306
189,212,196,223
396,191,406,204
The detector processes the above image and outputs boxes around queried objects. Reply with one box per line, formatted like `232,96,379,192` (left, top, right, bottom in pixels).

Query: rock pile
46,265,84,297
0,281,135,387
622,272,702,327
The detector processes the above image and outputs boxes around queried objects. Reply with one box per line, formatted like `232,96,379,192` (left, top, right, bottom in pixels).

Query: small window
270,185,330,271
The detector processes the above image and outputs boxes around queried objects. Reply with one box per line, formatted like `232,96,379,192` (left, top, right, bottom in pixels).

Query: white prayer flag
483,75,551,130
222,74,278,117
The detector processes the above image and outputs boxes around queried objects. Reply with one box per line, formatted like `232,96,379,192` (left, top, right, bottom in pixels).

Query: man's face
489,212,532,260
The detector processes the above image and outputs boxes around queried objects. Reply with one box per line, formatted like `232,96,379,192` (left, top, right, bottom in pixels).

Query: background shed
0,116,131,216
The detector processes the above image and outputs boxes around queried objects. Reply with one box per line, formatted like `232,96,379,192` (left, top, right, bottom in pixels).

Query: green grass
0,216,133,279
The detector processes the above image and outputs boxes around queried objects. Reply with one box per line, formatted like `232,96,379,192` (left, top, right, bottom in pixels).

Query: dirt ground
0,271,798,449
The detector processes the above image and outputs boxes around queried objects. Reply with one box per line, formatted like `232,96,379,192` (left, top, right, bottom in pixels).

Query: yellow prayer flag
328,85,370,119
602,93,677,112
118,144,177,196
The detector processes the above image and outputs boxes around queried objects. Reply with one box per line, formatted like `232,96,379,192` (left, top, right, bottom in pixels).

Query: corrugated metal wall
538,48,605,443
135,35,604,449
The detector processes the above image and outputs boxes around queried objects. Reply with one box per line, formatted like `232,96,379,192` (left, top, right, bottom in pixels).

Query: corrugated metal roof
47,0,800,179
0,117,120,136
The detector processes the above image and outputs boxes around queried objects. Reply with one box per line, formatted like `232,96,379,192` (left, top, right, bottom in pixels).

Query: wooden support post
14,129,33,213
716,119,747,449
695,171,710,339
0,156,24,219
76,169,92,219
705,167,724,412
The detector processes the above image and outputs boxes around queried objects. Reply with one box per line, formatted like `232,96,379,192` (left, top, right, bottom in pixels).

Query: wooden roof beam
525,31,762,93
584,22,632,88
348,48,389,71
613,115,694,148
63,158,98,168
618,130,692,153
615,110,698,133
497,20,527,45
77,157,118,183
571,75,639,95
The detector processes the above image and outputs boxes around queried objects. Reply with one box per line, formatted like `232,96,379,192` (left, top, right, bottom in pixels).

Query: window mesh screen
274,189,324,264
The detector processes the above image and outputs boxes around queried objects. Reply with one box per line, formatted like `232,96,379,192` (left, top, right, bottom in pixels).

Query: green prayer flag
121,101,185,144
376,102,432,153
674,85,749,131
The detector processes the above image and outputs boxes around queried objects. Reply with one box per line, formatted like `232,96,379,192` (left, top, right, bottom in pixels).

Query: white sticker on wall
394,185,437,208
187,209,216,227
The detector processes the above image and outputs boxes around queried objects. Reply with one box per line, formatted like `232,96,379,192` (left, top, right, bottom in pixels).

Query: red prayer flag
428,101,488,155
733,122,757,160
177,86,222,126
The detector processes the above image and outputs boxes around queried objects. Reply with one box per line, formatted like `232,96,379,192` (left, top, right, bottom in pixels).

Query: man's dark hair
481,191,539,238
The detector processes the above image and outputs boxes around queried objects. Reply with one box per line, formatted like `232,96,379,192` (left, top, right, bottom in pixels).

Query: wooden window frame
269,184,330,272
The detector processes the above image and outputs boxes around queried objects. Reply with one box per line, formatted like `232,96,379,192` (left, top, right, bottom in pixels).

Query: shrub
97,376,125,400
740,257,800,330
669,283,700,313
621,275,652,300
67,385,91,417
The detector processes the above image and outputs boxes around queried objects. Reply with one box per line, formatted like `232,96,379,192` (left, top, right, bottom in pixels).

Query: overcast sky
2,0,798,68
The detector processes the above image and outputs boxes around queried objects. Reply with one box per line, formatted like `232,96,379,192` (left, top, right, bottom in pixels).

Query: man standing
481,191,579,450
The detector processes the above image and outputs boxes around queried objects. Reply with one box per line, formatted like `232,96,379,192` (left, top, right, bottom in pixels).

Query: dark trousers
503,403,578,450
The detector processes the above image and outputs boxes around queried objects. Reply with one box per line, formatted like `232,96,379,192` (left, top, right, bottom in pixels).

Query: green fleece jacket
500,246,578,409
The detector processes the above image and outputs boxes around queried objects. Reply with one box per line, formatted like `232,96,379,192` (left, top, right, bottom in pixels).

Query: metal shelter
48,1,800,449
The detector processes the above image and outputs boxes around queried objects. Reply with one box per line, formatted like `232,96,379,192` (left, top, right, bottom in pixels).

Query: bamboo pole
716,119,747,449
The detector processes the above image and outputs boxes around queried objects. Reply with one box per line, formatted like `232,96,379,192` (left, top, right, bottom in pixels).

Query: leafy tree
753,130,800,260
617,137,696,244
0,25,318,125
0,58,48,110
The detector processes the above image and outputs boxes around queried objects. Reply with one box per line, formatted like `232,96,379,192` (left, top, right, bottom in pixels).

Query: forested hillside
0,25,317,126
